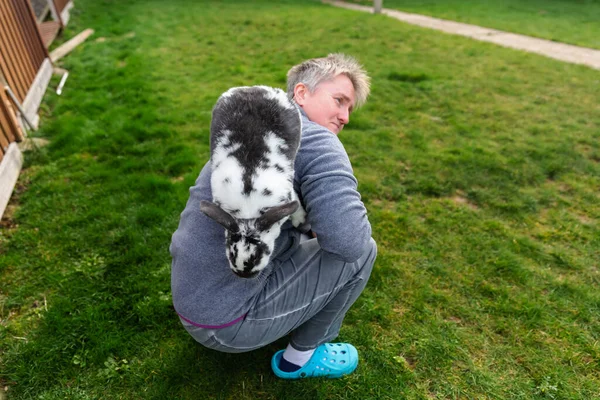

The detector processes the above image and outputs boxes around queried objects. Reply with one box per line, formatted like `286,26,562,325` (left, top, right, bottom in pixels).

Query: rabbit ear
200,200,240,233
257,201,299,231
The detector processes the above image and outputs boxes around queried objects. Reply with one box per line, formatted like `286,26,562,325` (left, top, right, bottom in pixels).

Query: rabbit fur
200,86,306,278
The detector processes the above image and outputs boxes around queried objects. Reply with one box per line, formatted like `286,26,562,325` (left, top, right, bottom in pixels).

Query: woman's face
295,74,356,135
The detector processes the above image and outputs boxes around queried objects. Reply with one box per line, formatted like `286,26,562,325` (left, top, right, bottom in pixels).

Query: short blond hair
286,53,371,109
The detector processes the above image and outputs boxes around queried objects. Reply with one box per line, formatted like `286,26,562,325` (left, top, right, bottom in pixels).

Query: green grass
349,0,600,49
1,0,599,398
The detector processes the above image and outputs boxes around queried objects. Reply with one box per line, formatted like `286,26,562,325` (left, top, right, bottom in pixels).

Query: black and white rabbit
200,86,306,278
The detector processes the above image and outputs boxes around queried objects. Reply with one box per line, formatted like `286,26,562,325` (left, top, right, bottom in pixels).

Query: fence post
374,0,382,14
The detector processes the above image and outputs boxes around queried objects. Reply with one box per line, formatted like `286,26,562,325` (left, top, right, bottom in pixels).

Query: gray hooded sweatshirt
170,107,372,327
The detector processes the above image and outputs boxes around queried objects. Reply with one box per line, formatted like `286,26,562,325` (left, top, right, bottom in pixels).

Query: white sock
282,343,315,367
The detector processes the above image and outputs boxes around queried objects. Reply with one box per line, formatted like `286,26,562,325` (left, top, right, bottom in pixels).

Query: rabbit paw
290,205,306,228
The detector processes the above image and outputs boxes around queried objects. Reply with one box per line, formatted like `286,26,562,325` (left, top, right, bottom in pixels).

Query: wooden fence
53,0,69,13
0,86,21,159
1,0,55,220
50,0,73,26
0,0,51,160
39,0,74,46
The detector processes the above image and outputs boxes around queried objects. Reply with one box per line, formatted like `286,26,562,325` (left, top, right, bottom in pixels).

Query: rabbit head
200,200,299,278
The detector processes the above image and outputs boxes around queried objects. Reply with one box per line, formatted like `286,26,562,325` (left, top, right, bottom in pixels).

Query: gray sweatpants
181,229,377,352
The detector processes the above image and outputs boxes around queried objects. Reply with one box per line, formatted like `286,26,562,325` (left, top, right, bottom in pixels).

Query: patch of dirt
392,306,407,316
451,190,479,211
446,316,462,324
0,204,18,229
0,175,30,231
555,182,572,193
576,214,593,225
403,355,416,370
369,198,398,212
395,354,416,370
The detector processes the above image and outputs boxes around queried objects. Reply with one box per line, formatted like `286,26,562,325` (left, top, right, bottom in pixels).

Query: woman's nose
339,107,350,124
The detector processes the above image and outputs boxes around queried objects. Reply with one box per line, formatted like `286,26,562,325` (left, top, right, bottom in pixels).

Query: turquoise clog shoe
271,343,359,379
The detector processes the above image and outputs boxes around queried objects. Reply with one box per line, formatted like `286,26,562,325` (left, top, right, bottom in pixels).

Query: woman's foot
271,343,359,379
278,344,316,372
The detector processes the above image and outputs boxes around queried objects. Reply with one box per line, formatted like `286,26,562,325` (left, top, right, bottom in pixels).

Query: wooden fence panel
14,0,46,63
0,0,47,102
0,0,49,151
0,2,29,99
0,0,51,219
22,0,49,60
4,0,37,96
0,85,22,162
7,1,37,81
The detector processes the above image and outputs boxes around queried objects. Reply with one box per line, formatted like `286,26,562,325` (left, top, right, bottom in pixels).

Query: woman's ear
293,83,308,106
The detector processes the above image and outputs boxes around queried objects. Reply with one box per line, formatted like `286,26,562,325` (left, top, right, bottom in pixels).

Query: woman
170,53,376,379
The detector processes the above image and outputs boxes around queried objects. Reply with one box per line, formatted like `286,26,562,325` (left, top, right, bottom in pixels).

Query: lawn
1,0,599,399
349,0,600,50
